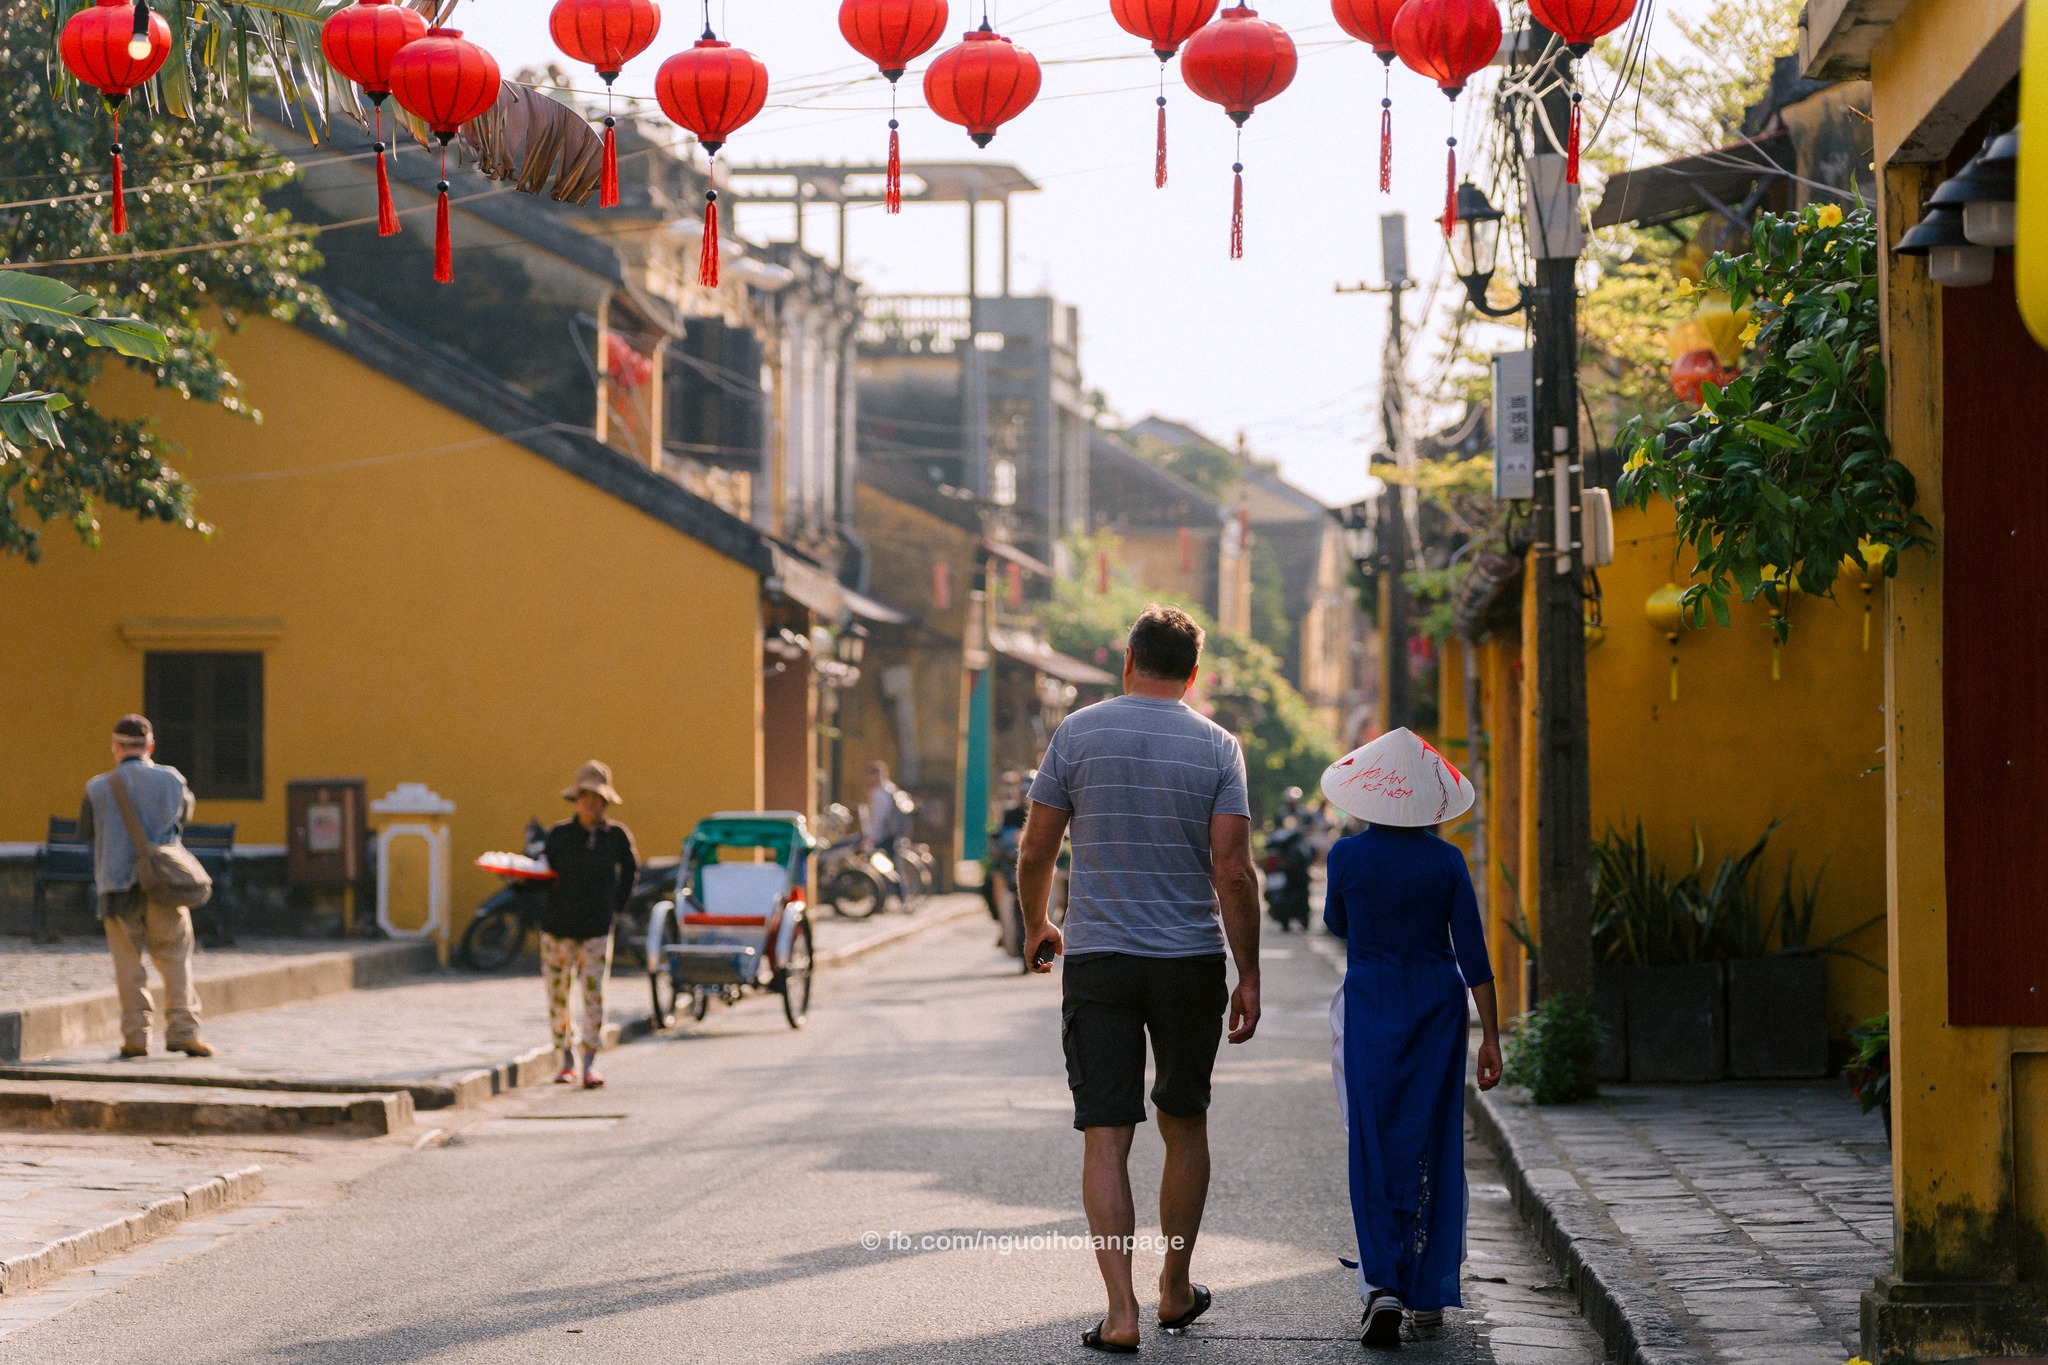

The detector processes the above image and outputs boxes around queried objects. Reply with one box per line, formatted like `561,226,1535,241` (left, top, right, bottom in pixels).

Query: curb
1466,1083,1704,1365
0,1164,264,1295
814,897,985,970
0,1082,411,1138
1,940,439,1061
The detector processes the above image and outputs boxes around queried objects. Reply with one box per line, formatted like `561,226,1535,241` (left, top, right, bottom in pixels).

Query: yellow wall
0,317,764,912
1588,500,1890,1033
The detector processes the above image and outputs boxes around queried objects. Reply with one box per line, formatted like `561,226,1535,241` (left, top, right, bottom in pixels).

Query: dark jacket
542,816,638,940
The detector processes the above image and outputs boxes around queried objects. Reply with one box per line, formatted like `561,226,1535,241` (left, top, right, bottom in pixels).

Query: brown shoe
119,1043,148,1059
168,1038,214,1057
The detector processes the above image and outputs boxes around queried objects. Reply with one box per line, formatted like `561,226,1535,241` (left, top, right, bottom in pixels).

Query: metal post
794,181,806,252
837,201,848,271
1528,29,1594,1015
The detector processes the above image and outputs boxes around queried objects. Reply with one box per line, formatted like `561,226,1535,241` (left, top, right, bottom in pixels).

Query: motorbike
817,833,903,919
1261,822,1314,933
985,821,1069,973
460,820,668,970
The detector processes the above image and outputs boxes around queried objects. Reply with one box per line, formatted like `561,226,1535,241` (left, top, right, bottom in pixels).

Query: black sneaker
1361,1290,1404,1348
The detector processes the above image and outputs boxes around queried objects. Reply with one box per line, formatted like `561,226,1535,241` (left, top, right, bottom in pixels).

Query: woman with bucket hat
1319,728,1502,1348
541,761,638,1089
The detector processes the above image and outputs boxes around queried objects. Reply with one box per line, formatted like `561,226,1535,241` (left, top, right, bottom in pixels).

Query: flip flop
1158,1284,1212,1332
1081,1321,1139,1354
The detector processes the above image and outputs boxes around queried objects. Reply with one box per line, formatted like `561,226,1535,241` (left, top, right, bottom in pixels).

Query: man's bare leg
1156,1110,1210,1321
1082,1124,1141,1347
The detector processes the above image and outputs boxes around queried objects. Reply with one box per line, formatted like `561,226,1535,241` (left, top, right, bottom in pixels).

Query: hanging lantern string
1378,62,1391,194
1155,61,1167,190
886,83,902,213
1229,128,1243,261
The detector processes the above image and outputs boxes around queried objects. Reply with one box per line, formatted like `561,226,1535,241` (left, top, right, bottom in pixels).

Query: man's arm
1016,800,1070,974
1210,812,1261,1043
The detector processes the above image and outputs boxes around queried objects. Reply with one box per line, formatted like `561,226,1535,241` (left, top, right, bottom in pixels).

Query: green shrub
1501,992,1604,1104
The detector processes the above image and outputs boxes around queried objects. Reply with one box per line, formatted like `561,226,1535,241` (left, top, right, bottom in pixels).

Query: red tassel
373,108,399,236
433,187,452,283
109,109,126,236
1379,99,1392,195
699,191,721,288
1230,166,1244,260
1566,93,1583,186
600,120,619,208
886,123,902,214
1155,99,1168,189
1443,142,1457,237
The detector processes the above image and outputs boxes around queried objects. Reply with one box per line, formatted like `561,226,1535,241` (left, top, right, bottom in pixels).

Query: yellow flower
1626,448,1650,473
1739,321,1760,346
1675,278,1695,298
1782,291,1795,305
1815,204,1844,229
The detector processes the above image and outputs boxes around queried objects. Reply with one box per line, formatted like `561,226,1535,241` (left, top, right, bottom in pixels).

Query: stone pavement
1474,1078,1892,1365
0,937,380,1006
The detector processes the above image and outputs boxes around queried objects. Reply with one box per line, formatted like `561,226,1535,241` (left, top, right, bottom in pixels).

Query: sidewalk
1473,1079,1892,1365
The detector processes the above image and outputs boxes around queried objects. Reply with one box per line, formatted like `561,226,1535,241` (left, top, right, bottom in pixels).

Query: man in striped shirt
1018,604,1262,1354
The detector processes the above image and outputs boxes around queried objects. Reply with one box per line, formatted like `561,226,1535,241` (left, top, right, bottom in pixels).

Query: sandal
1081,1321,1139,1354
1158,1284,1211,1332
581,1069,605,1089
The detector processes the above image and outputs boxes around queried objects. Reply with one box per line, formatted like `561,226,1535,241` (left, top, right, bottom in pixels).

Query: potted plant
1844,1013,1891,1143
1592,822,1730,1083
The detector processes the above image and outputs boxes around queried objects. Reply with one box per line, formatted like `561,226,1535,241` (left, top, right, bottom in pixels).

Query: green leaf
0,273,169,361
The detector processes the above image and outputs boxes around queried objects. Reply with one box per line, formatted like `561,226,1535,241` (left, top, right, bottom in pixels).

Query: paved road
3,915,1601,1364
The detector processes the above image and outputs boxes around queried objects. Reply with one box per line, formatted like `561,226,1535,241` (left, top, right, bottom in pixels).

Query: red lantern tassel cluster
109,112,126,236
1443,135,1457,236
600,116,620,206
699,187,721,288
1566,90,1583,185
1181,5,1297,261
1230,157,1244,260
887,117,903,212
1379,94,1392,193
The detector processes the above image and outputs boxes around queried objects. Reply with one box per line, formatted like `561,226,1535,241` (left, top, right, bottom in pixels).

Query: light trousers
103,899,202,1048
540,931,611,1055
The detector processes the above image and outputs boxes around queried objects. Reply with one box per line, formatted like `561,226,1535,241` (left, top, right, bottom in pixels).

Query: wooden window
143,652,264,801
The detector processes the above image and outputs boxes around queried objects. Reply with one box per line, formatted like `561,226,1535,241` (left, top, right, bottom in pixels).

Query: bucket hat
561,760,623,806
1320,727,1474,827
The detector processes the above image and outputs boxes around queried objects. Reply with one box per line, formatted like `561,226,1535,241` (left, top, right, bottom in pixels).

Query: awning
994,642,1117,687
1591,130,1794,229
981,539,1055,578
843,587,916,626
766,545,846,619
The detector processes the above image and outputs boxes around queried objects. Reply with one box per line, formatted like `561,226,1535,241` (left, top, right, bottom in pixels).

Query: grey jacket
79,757,195,898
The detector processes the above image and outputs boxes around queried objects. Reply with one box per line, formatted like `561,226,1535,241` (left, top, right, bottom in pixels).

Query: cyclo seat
685,862,788,927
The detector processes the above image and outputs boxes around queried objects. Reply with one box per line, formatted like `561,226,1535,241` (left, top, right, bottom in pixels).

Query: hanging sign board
1492,349,1536,499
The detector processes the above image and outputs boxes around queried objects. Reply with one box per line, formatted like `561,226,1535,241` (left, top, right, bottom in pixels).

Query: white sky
451,0,1729,507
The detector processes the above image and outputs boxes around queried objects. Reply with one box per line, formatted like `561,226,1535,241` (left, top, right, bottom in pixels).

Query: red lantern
1527,0,1635,183
549,0,662,208
655,33,769,289
1108,0,1219,189
1181,5,1297,260
321,0,429,237
924,20,1041,149
59,0,173,236
1331,0,1405,193
1670,349,1736,405
1391,0,1500,236
387,29,502,284
839,0,950,213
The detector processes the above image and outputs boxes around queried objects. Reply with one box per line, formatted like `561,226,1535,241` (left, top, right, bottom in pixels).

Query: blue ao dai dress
1324,823,1494,1312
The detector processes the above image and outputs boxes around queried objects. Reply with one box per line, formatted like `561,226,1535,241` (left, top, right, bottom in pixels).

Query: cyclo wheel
460,910,524,972
689,988,710,1022
646,904,679,1029
824,867,882,920
781,914,814,1028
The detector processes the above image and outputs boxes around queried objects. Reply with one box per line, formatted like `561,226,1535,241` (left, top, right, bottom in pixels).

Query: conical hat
1320,727,1475,827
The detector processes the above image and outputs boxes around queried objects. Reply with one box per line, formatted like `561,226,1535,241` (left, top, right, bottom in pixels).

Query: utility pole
1526,29,1594,1014
1339,212,1416,731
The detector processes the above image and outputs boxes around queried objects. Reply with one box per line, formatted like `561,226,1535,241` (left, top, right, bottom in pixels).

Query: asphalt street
2,912,1602,1364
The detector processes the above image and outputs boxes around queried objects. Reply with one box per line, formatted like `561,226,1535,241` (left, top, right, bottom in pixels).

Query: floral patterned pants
540,931,612,1054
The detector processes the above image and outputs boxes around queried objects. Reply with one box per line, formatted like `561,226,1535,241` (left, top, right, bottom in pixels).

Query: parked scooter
461,820,668,970
1261,822,1314,933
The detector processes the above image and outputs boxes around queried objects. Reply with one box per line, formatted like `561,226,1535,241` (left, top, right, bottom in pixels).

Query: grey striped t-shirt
1029,695,1251,958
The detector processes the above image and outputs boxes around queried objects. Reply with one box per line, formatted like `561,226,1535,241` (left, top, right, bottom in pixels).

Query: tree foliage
2,4,329,560
1615,205,1924,636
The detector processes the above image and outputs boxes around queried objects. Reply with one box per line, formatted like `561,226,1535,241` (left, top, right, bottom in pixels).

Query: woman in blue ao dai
1319,727,1503,1349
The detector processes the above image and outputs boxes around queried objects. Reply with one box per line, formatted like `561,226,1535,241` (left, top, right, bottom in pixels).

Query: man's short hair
1127,605,1204,681
867,760,890,780
112,714,152,745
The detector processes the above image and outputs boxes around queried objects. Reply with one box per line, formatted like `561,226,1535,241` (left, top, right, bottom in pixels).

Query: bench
31,817,95,942
184,822,237,945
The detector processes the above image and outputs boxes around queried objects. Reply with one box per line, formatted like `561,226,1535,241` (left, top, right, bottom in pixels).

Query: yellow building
0,297,829,925
1800,0,2048,1356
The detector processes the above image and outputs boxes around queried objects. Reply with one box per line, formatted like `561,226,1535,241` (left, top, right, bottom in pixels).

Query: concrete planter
1622,963,1728,1082
1726,956,1830,1078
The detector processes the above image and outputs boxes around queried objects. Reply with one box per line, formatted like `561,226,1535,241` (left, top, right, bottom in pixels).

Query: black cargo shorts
1061,951,1229,1130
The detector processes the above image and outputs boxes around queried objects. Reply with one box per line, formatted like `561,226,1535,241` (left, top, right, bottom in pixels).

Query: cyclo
644,811,817,1030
